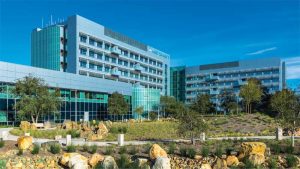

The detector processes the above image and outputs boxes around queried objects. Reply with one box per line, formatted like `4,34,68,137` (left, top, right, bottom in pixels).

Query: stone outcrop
89,153,104,167
60,153,88,169
238,142,266,166
226,155,239,166
149,144,168,160
17,136,33,150
201,162,212,169
62,120,79,130
152,157,171,169
213,158,227,169
79,122,109,141
99,156,119,169
20,121,37,131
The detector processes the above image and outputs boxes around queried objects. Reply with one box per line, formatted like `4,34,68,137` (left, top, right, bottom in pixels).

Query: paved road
1,128,299,146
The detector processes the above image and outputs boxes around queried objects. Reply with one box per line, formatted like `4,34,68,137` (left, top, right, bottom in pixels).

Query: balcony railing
205,74,219,81
110,69,120,76
111,46,121,55
133,64,143,72
210,89,220,95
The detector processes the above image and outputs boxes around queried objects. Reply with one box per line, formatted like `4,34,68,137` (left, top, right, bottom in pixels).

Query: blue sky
0,0,299,85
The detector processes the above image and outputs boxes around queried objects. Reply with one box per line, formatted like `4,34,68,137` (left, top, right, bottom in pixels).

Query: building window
124,61,128,66
80,35,87,43
105,55,110,61
97,41,103,48
105,43,110,50
105,67,110,72
89,38,95,46
130,62,134,68
96,53,102,60
118,60,123,65
80,48,87,55
97,65,103,71
89,51,95,58
80,60,87,68
111,58,116,63
89,63,95,69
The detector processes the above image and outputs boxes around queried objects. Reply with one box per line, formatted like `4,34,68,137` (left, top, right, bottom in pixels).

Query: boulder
89,153,104,167
99,156,119,169
226,155,239,166
17,136,33,150
60,153,88,169
213,158,227,169
135,158,149,167
149,144,168,160
20,121,31,131
238,142,266,159
152,157,171,169
98,123,108,135
105,120,113,127
30,123,37,130
249,154,265,166
200,162,212,169
63,120,79,130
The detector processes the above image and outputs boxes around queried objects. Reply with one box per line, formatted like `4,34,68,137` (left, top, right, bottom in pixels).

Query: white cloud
246,47,277,55
284,57,300,79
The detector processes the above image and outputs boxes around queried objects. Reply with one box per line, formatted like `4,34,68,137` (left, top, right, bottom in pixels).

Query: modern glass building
170,66,186,102
0,61,132,124
31,15,170,96
171,57,286,108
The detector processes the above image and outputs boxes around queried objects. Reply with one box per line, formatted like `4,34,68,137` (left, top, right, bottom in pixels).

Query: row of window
186,70,280,81
79,34,164,68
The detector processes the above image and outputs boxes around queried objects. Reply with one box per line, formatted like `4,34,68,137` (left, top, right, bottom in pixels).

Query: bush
119,146,127,154
118,154,130,168
179,146,187,157
67,130,80,138
215,145,224,157
89,144,97,154
105,146,113,155
0,159,6,169
286,155,297,167
187,147,196,158
268,158,278,169
270,143,281,154
82,144,88,152
201,146,210,157
66,144,76,152
110,127,118,134
129,146,139,155
285,145,294,154
244,159,256,168
31,144,40,154
118,127,128,134
168,143,176,154
50,143,61,154
0,140,4,148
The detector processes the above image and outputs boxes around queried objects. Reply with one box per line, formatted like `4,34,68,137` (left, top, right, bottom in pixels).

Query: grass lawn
9,113,279,141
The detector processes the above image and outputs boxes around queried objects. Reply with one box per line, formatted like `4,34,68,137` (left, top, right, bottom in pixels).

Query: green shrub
268,158,278,169
244,159,256,168
271,143,281,154
118,154,130,168
89,144,97,154
201,146,210,157
50,143,61,154
105,146,113,155
129,146,138,155
285,145,294,154
179,146,187,157
17,149,23,156
225,147,235,155
0,140,4,148
31,144,40,154
110,127,118,134
286,155,297,167
67,130,80,138
0,159,6,169
187,147,196,158
168,143,176,154
66,144,76,152
82,144,88,152
215,145,224,157
119,146,127,154
118,127,128,134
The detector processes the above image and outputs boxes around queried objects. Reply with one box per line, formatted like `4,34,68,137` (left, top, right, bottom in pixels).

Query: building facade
170,66,186,102
171,57,286,108
0,61,132,123
31,15,170,96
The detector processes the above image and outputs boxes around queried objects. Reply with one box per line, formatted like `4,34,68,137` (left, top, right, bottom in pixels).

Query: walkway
1,128,299,146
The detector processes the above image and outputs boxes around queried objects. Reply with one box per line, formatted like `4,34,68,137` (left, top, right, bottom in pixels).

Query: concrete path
1,128,299,146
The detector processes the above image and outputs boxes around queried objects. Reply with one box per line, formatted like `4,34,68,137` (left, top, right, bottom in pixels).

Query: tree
190,94,214,114
134,106,144,121
177,108,208,145
271,89,300,147
239,78,263,114
160,96,185,118
220,91,239,114
11,76,60,123
108,92,129,120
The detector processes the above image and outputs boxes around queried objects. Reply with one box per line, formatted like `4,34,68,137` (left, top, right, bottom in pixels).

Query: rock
105,120,113,127
30,123,37,130
194,155,202,160
20,121,31,131
152,157,171,169
98,123,108,135
249,154,265,166
17,136,33,150
63,120,78,130
149,144,168,160
213,158,227,169
99,156,119,169
238,142,266,159
135,158,149,167
200,162,212,169
89,153,104,167
226,155,239,166
60,153,88,169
